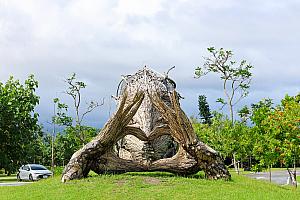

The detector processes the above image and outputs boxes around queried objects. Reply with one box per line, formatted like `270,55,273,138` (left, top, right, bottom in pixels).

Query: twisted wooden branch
150,91,231,180
61,91,144,182
61,89,230,182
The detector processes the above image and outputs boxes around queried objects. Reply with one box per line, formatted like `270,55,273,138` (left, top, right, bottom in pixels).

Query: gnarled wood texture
150,91,230,179
61,67,230,182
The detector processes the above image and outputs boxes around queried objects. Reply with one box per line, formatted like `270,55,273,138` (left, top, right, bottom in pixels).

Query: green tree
193,112,252,173
48,98,73,173
195,47,253,173
26,126,45,164
0,75,40,174
65,73,103,127
65,73,103,143
47,73,103,167
54,126,98,166
195,47,253,123
251,98,279,181
193,112,232,158
52,98,73,127
261,94,300,187
198,95,212,124
238,106,251,123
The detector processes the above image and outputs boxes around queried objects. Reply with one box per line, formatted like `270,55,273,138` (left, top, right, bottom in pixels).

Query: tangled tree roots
61,68,230,182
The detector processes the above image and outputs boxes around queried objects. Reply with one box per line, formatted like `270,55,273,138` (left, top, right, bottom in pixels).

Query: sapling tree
49,98,73,172
52,98,73,127
48,73,104,168
195,47,253,123
64,73,104,143
65,73,104,127
195,47,253,173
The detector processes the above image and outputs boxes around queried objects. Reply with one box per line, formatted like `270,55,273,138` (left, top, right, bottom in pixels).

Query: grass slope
0,172,299,200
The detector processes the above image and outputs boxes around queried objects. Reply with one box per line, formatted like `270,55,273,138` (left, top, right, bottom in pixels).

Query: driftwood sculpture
61,67,230,182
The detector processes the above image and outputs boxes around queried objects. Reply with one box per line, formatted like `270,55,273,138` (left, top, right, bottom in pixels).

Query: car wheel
17,174,22,182
29,174,34,181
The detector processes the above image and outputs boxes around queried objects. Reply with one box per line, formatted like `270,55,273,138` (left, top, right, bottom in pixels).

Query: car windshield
30,165,47,170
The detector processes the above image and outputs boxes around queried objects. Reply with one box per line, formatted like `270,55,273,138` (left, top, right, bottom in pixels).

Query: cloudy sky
0,0,299,129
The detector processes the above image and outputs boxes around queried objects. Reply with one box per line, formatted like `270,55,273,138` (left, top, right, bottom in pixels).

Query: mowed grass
0,171,299,200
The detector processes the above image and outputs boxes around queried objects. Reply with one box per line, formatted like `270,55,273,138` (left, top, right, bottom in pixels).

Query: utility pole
51,102,56,176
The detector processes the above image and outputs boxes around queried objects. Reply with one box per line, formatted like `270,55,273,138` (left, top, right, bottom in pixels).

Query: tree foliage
65,73,104,127
52,98,73,127
0,75,40,173
43,73,103,167
256,94,300,186
251,98,277,171
198,95,212,124
49,126,98,166
193,112,252,164
195,47,253,123
193,93,299,186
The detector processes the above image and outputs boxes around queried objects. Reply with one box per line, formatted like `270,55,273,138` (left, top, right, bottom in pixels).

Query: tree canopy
0,75,40,174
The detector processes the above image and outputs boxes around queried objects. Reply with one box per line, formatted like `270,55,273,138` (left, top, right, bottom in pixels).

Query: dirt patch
115,179,127,186
143,177,161,185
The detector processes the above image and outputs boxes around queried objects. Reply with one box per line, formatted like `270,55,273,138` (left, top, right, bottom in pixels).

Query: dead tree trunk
61,91,145,182
61,67,230,182
150,91,230,179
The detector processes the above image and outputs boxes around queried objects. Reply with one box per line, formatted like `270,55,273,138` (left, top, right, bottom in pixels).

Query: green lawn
0,172,298,200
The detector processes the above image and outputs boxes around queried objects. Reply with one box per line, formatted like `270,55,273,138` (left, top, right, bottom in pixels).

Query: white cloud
67,0,114,25
0,0,299,127
115,0,165,17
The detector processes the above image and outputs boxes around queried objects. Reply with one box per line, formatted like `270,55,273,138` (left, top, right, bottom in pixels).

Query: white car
17,164,53,181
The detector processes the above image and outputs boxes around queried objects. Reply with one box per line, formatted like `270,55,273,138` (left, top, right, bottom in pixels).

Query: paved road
246,170,300,185
0,182,33,186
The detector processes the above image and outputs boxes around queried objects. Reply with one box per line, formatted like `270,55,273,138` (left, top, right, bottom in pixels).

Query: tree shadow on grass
122,171,206,179
90,170,235,182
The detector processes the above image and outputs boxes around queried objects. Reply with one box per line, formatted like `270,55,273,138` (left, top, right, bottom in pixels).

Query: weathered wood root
91,146,199,175
150,91,231,180
62,90,230,182
61,91,145,182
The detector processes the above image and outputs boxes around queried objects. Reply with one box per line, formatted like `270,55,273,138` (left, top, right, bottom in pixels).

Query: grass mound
0,172,298,200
